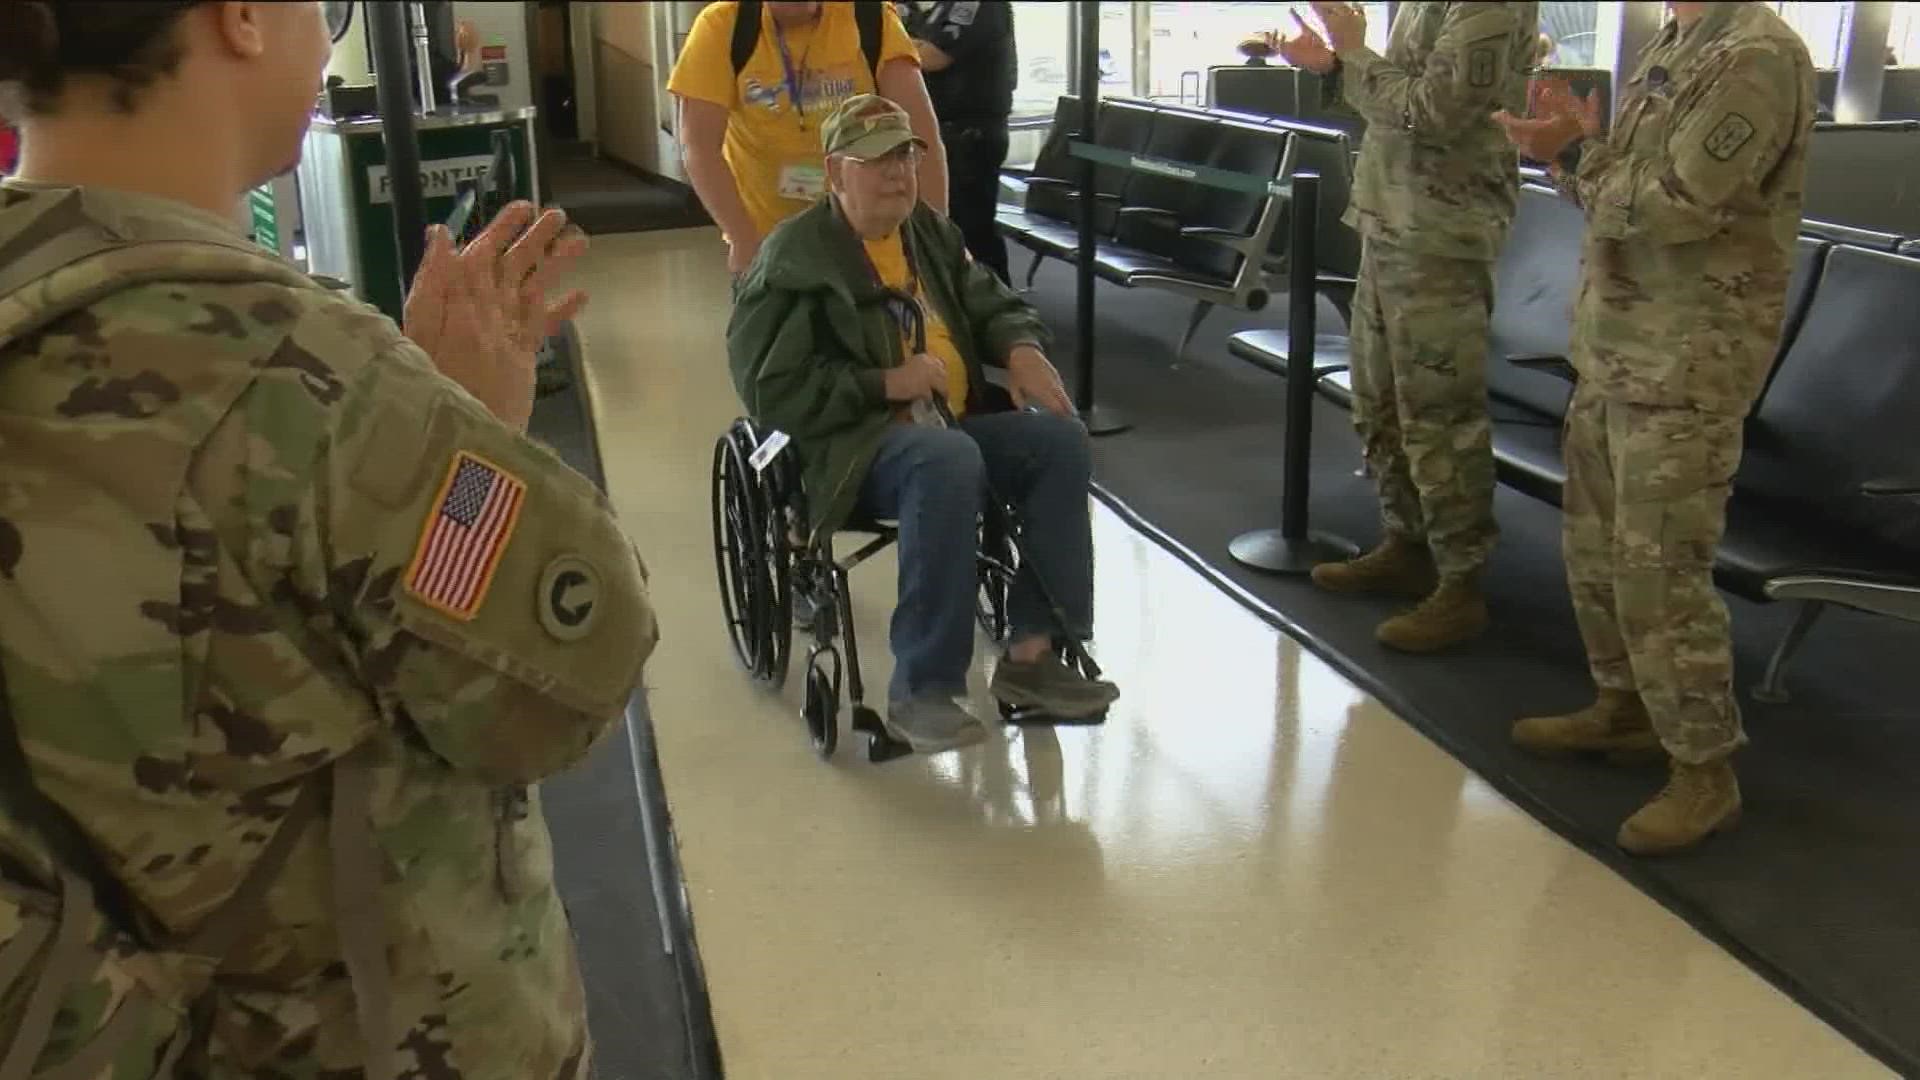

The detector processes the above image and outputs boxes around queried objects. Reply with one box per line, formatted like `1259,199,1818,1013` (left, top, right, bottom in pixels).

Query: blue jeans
855,410,1095,704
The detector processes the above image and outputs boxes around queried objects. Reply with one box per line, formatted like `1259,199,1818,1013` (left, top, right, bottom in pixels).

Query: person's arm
1328,2,1527,138
873,5,949,214
919,0,1007,72
1582,46,1798,244
677,96,759,253
727,274,896,439
666,4,759,260
311,336,657,787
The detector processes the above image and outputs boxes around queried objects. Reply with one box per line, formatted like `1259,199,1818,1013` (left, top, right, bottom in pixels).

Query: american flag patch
403,451,527,620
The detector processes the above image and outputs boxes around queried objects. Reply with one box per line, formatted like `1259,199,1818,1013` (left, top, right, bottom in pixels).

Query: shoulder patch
1468,45,1498,88
404,450,527,621
1703,112,1757,162
949,1,979,26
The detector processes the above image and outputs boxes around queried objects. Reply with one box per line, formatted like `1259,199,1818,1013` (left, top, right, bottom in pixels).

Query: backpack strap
730,0,764,76
728,1,885,84
856,0,885,83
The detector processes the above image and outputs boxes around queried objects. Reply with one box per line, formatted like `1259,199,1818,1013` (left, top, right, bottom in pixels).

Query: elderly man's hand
1007,345,1073,417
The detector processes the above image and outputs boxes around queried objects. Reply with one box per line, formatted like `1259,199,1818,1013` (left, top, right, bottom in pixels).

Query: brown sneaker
1618,758,1742,856
1309,534,1438,600
1511,690,1663,766
1375,576,1488,653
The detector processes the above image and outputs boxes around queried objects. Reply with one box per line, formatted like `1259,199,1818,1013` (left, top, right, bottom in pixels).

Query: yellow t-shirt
668,2,919,241
863,232,968,418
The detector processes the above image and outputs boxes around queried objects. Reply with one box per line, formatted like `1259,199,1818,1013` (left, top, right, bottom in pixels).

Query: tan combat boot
1310,534,1438,600
1511,690,1663,765
1618,758,1742,856
1374,576,1489,653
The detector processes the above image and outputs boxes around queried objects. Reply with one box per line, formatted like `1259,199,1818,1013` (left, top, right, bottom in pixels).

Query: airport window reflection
1893,0,1919,65
1142,1,1389,104
1538,0,1602,68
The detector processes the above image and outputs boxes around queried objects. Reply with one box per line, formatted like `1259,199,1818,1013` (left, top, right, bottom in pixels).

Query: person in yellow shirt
669,0,948,276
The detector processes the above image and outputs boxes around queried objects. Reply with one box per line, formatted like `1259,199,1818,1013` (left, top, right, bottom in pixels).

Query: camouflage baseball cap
821,94,926,160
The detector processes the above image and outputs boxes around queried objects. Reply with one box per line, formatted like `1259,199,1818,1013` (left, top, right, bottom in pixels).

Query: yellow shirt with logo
668,2,919,241
863,232,968,418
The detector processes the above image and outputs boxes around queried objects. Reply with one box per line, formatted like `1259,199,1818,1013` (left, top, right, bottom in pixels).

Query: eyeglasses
848,144,924,172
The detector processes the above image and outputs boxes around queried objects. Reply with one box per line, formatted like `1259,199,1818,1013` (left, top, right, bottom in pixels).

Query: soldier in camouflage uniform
1495,0,1814,854
0,2,657,1075
1279,1,1538,653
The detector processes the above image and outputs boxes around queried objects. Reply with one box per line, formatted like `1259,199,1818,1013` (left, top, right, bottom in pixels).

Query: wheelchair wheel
711,426,777,680
803,646,841,758
975,509,1016,642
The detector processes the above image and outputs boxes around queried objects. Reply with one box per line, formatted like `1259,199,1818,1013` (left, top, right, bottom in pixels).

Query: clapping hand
1275,14,1336,75
1307,1,1368,54
404,201,589,432
1493,77,1598,164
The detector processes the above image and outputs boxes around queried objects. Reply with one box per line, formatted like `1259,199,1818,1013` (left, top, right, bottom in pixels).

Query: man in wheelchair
728,94,1119,754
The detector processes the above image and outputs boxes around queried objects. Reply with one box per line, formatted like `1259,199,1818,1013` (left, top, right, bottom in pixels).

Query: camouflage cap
821,94,925,160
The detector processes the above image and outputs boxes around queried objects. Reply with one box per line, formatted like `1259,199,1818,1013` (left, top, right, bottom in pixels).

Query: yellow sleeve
666,1,740,108
877,2,921,71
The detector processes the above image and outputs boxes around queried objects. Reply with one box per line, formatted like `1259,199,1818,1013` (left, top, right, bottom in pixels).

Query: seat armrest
1316,273,1358,292
1181,226,1255,241
1764,572,1920,623
1506,353,1577,382
1002,165,1036,180
1117,205,1183,222
1862,478,1920,499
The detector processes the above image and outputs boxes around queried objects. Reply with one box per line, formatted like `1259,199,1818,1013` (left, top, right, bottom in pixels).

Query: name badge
778,164,827,201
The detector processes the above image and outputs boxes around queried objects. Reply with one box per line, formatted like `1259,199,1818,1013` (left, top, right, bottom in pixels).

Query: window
1143,1,1389,104
1893,1,1919,66
1772,1,1848,69
1538,0,1602,68
1011,1,1071,117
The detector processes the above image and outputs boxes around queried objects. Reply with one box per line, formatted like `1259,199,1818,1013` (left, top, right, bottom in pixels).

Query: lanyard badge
772,22,809,121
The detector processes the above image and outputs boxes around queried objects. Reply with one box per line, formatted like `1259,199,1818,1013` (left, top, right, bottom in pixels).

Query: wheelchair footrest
998,701,1108,727
850,707,916,763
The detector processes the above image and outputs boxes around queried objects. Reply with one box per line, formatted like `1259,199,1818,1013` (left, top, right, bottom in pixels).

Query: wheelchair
711,412,1108,764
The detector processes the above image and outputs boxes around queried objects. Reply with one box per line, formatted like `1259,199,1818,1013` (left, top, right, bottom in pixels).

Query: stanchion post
1070,0,1129,436
369,0,429,296
1228,172,1358,574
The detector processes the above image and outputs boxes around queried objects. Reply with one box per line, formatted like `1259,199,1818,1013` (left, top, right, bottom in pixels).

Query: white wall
455,0,535,113
322,2,533,114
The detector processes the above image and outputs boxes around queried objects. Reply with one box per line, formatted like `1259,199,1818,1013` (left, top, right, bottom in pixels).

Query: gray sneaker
991,653,1119,719
883,695,987,754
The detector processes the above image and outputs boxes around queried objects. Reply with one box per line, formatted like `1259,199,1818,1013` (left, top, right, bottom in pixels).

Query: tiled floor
572,227,1886,1079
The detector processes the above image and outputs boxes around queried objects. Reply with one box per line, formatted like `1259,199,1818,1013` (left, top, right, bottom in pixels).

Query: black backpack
730,0,887,83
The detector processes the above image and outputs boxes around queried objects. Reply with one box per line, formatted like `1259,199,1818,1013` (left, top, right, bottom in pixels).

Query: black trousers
941,118,1011,285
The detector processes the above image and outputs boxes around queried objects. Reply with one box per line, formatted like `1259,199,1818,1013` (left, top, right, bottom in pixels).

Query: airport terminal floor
559,228,1888,1078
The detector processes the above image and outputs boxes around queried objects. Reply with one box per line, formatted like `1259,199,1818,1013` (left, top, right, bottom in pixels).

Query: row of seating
1230,182,1920,699
997,96,1362,362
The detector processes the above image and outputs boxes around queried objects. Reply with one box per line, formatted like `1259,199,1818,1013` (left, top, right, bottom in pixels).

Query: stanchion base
1078,404,1132,437
1228,528,1359,575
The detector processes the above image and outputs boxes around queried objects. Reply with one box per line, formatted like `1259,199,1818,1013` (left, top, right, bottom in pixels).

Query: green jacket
728,198,1050,539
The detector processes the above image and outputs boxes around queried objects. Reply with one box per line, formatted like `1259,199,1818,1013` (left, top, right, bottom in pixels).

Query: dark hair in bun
0,1,207,117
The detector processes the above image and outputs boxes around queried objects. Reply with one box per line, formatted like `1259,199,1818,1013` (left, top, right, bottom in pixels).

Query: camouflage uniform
1552,2,1814,763
0,181,658,1077
1327,1,1538,581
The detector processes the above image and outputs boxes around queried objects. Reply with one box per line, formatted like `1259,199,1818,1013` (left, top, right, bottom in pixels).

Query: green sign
247,184,279,254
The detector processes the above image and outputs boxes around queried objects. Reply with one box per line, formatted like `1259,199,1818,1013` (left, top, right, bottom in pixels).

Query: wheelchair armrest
1862,478,1920,499
1507,353,1577,382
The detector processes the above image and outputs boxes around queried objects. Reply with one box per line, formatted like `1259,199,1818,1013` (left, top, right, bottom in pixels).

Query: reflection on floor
570,228,1886,1078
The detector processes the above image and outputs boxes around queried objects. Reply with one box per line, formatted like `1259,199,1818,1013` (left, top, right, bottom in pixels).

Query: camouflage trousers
1562,384,1747,763
1347,235,1498,578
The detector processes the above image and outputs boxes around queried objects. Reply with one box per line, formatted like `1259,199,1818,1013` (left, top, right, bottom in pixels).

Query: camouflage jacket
0,181,658,1078
1326,1,1538,260
1557,1,1815,414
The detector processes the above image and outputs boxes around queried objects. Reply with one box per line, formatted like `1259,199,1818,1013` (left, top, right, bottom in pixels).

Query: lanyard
853,228,926,352
771,19,812,120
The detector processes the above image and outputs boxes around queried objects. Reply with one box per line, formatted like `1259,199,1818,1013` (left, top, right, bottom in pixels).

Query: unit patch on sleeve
404,450,528,620
1703,112,1757,162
